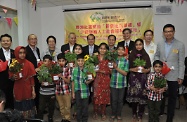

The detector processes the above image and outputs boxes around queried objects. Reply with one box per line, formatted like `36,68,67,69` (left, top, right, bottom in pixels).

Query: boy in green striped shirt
71,54,93,122
110,45,129,122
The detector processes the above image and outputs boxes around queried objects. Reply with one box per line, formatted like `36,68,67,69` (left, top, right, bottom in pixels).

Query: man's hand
178,78,183,85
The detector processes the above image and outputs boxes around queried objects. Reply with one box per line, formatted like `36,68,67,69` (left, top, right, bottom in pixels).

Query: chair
23,119,45,122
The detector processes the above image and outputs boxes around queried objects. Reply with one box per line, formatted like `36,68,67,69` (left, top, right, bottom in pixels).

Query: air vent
155,6,172,15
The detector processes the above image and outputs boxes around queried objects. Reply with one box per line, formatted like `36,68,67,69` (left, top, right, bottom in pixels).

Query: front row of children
36,44,166,122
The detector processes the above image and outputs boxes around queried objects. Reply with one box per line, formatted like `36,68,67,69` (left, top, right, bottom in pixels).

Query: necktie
126,42,129,49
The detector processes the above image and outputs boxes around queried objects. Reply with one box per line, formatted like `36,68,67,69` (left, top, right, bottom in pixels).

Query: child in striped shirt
110,45,129,122
56,53,71,122
146,60,167,122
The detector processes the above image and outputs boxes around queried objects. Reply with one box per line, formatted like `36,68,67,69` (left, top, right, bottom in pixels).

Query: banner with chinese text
64,8,153,45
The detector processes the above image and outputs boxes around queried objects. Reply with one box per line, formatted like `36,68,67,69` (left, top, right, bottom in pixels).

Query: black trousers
166,81,178,122
75,91,89,122
111,87,125,117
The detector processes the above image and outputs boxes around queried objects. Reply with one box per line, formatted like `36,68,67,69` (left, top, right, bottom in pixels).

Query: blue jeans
111,87,125,117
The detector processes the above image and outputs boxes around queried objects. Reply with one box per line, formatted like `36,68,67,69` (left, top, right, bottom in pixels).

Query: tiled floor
43,101,187,122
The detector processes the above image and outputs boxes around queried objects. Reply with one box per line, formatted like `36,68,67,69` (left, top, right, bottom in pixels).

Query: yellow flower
84,55,89,61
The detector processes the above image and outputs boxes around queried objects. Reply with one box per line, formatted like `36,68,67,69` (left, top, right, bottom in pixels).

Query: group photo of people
0,23,186,122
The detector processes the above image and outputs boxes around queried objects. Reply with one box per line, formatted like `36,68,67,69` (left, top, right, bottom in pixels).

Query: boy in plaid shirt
146,60,167,122
55,53,71,122
110,45,129,122
71,54,94,122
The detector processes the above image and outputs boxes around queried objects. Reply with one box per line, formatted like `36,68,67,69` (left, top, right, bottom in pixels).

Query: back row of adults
0,24,185,122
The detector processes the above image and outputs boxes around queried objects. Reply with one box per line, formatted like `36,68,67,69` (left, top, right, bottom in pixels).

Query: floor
43,100,187,122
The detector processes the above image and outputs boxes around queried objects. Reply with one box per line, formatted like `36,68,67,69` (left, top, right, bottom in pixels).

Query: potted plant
65,50,77,67
133,54,146,73
84,55,99,80
9,59,23,80
104,50,118,68
48,62,62,81
37,64,52,86
154,76,167,91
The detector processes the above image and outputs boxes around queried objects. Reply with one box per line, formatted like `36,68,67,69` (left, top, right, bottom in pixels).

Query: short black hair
87,34,95,40
153,60,163,67
0,90,6,103
163,24,175,32
144,30,154,36
99,42,109,50
43,54,52,61
0,34,12,42
122,28,132,34
77,54,84,60
57,53,66,60
116,45,125,50
108,34,116,40
46,35,56,44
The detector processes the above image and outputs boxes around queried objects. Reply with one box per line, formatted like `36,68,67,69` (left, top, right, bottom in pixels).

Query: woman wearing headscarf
9,46,36,119
126,39,151,122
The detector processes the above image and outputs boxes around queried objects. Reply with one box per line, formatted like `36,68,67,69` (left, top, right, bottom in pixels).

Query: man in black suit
61,32,77,54
25,34,40,110
107,34,117,51
83,34,99,56
0,34,15,109
117,28,135,54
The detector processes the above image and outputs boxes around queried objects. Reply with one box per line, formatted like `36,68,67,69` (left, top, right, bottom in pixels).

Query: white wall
40,6,64,51
29,1,187,56
0,0,17,10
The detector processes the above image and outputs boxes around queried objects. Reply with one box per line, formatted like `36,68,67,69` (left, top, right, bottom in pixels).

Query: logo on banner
90,12,103,22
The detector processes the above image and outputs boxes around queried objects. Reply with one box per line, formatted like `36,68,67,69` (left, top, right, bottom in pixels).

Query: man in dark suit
25,34,40,110
117,28,135,54
83,34,99,56
0,34,15,109
107,34,117,51
61,32,77,54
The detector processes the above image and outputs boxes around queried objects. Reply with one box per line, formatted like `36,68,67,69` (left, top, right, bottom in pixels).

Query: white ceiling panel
53,1,78,6
101,0,125,2
76,0,101,4
37,2,56,7
37,0,49,3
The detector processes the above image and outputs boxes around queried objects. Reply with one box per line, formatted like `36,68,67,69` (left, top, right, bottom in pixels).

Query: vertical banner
64,8,153,45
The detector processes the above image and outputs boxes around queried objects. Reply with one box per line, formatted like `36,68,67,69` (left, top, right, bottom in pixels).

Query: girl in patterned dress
93,43,111,121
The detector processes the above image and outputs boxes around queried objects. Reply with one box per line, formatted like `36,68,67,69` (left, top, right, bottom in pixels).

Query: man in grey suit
154,24,185,122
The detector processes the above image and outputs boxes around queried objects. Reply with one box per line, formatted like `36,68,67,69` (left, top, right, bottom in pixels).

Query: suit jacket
0,48,15,90
61,43,78,54
25,45,40,68
154,38,185,81
117,40,135,54
83,44,99,56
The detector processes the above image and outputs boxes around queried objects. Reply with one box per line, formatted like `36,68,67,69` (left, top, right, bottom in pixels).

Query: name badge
149,50,154,54
172,49,178,54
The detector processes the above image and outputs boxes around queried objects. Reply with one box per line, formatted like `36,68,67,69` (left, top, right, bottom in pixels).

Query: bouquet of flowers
65,50,77,67
48,62,62,81
84,55,99,80
37,64,52,85
9,59,23,79
104,50,118,68
154,76,167,88
133,54,146,73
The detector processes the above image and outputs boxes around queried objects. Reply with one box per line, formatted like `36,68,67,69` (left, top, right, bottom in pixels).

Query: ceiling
36,0,153,8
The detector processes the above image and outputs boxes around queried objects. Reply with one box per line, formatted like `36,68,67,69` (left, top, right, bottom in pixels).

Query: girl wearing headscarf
9,46,36,119
126,39,151,122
